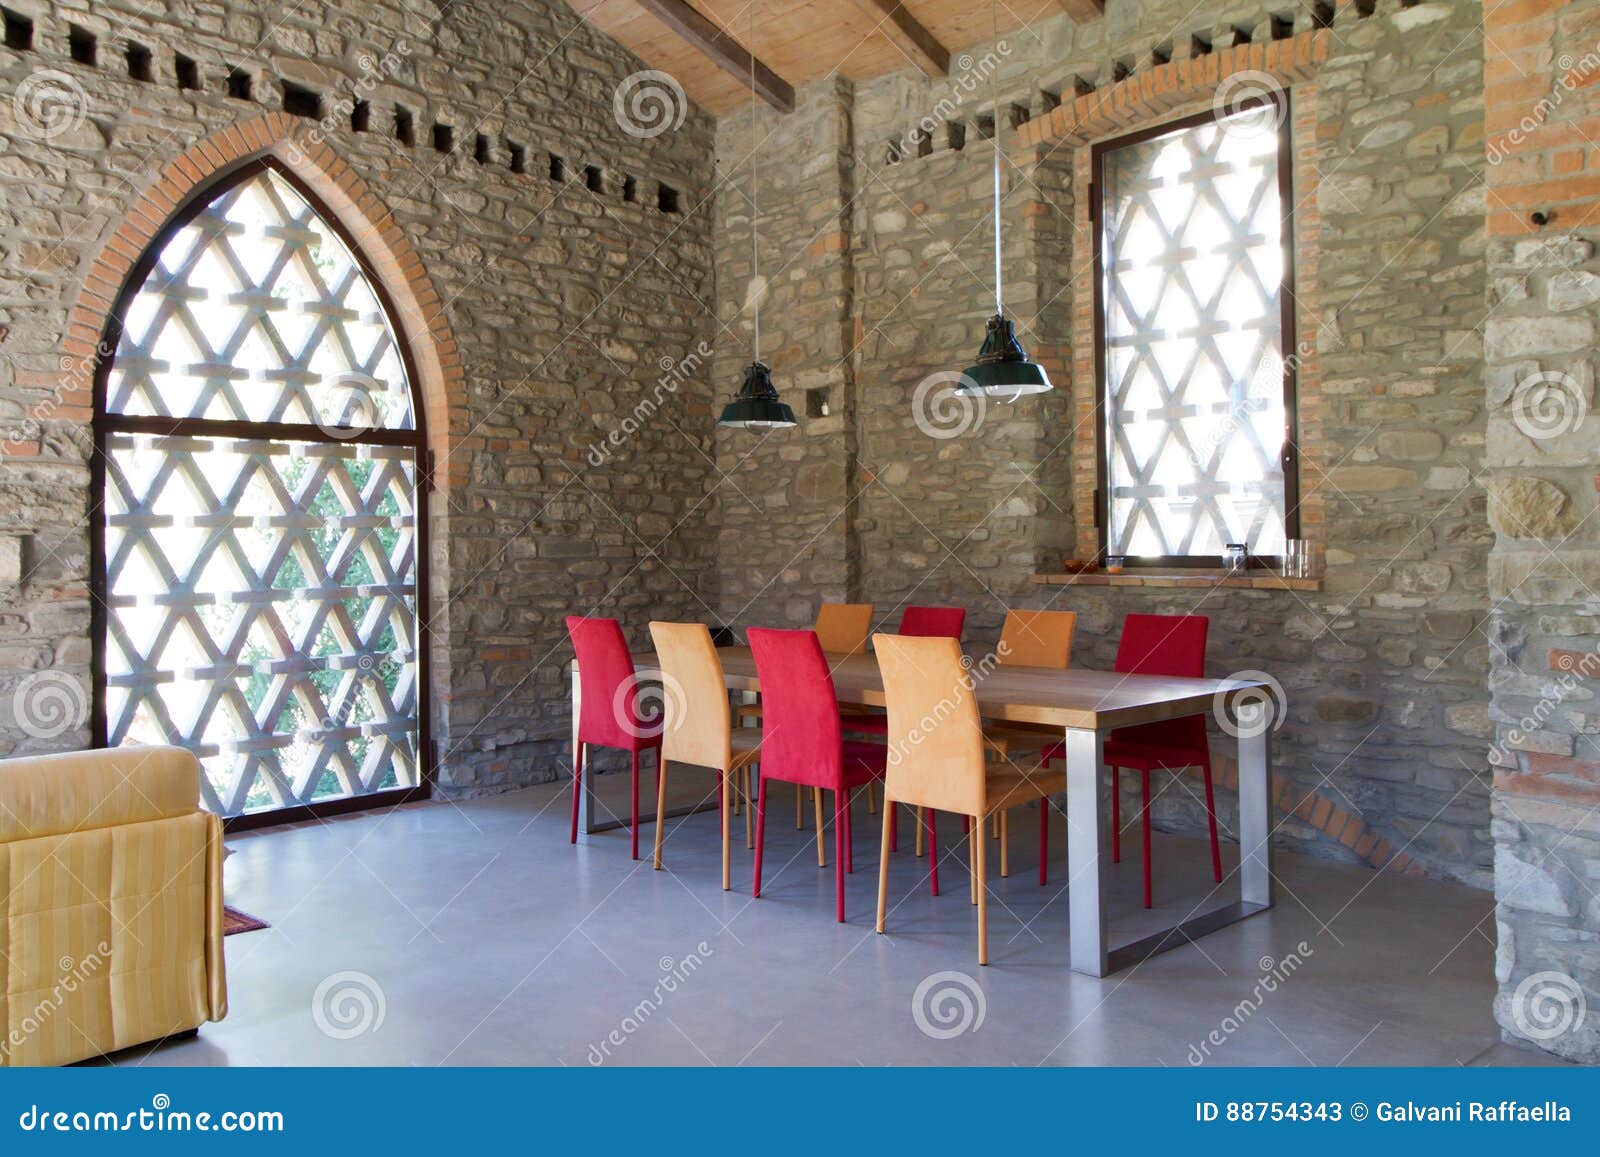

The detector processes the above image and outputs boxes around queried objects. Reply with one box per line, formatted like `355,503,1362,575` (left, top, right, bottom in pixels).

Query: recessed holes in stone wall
126,41,154,83
584,165,603,193
432,123,453,153
657,183,679,214
351,99,370,133
1151,43,1172,67
68,24,95,65
1190,33,1213,58
1312,1,1335,29
1270,13,1295,40
946,121,966,151
175,53,200,92
507,141,527,174
549,153,565,182
394,105,415,146
474,133,491,164
2,8,32,52
227,67,252,101
623,175,637,203
805,388,830,419
281,81,321,119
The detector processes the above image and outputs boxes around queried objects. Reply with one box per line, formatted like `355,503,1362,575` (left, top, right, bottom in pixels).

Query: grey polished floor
123,775,1565,1067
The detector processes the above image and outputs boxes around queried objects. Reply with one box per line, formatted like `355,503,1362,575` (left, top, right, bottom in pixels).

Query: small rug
222,906,269,936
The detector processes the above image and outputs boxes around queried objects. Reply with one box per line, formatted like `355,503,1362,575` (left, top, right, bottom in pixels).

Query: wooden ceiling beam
635,0,796,112
848,0,950,79
1057,0,1105,21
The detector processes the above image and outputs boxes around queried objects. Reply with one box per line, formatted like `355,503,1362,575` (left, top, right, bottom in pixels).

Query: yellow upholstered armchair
0,746,227,1066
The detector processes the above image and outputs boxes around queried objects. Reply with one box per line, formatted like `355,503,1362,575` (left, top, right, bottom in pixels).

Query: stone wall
713,0,1495,886
1481,0,1600,1064
0,0,719,795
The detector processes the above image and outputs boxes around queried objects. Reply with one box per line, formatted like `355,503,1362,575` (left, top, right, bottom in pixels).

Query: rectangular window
1093,100,1298,565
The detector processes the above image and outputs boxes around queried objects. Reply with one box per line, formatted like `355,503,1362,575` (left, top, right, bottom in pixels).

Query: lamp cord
750,4,761,364
991,0,1002,317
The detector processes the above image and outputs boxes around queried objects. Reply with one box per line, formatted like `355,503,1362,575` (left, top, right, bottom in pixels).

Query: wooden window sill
1030,569,1323,592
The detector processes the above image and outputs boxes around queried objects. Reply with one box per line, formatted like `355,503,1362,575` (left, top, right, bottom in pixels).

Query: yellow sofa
0,746,227,1066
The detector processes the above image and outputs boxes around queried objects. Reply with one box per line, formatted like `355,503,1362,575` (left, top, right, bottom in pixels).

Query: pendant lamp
956,0,1053,400
718,10,796,430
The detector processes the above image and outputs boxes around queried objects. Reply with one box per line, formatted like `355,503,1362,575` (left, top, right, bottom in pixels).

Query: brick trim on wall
53,111,466,487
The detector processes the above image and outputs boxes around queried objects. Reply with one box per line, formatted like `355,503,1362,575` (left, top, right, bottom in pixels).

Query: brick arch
57,111,464,486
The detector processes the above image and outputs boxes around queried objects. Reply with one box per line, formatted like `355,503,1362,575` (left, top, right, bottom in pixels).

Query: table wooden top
588,647,1270,732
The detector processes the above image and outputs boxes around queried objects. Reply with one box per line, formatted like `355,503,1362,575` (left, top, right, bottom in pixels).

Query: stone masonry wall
1482,0,1600,1064
713,0,1495,886
0,0,719,795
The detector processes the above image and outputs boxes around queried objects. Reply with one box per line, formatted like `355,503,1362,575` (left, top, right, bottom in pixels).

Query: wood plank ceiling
566,0,1101,115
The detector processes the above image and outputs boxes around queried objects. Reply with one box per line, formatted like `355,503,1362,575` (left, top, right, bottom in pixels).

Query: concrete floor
120,774,1568,1067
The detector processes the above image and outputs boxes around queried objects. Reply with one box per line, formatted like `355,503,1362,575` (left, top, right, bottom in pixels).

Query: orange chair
872,633,1065,964
648,621,762,891
981,609,1077,881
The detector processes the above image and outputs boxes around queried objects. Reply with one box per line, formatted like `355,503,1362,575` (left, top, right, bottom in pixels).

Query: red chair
841,605,966,739
1041,613,1218,908
566,615,662,860
747,628,892,922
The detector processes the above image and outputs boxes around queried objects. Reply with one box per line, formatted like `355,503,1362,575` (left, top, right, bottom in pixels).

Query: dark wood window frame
90,156,434,832
1090,94,1301,570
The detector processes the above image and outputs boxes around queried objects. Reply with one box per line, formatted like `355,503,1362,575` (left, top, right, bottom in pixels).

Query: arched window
94,161,430,823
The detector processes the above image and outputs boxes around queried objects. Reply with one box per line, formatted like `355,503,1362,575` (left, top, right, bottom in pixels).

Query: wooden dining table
571,647,1274,978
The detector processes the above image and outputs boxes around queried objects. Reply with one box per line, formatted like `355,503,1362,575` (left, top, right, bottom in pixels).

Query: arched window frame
90,156,434,829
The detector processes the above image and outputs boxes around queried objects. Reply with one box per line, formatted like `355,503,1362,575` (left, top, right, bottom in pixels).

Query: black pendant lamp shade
957,313,1053,398
718,361,796,429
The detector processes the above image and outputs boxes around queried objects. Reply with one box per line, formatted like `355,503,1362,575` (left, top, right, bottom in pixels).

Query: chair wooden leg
1111,766,1121,863
814,787,826,867
975,812,988,966
1000,808,1009,878
1202,755,1223,883
721,768,732,892
876,801,893,933
1141,768,1152,909
927,809,940,896
630,748,640,860
652,759,668,869
743,765,754,850
969,824,977,905
992,811,1000,839
753,776,768,898
834,791,846,922
889,800,898,852
915,807,925,857
867,783,877,814
569,742,584,844
796,782,804,830
844,788,854,874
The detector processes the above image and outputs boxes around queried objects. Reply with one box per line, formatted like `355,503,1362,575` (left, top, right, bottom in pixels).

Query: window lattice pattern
102,169,421,817
1101,108,1289,559
106,170,414,431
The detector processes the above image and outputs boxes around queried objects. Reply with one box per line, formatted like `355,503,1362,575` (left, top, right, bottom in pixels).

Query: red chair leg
630,749,640,860
1111,766,1121,863
753,776,768,898
570,743,583,844
1202,756,1223,883
927,809,940,897
835,791,846,922
1039,799,1048,886
1141,768,1152,910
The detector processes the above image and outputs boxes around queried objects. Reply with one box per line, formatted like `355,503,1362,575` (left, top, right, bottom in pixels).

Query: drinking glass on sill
1281,540,1308,578
1104,554,1126,575
1223,543,1248,575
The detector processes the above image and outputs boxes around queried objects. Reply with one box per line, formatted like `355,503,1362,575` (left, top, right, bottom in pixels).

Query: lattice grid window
1095,105,1297,562
99,166,424,817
